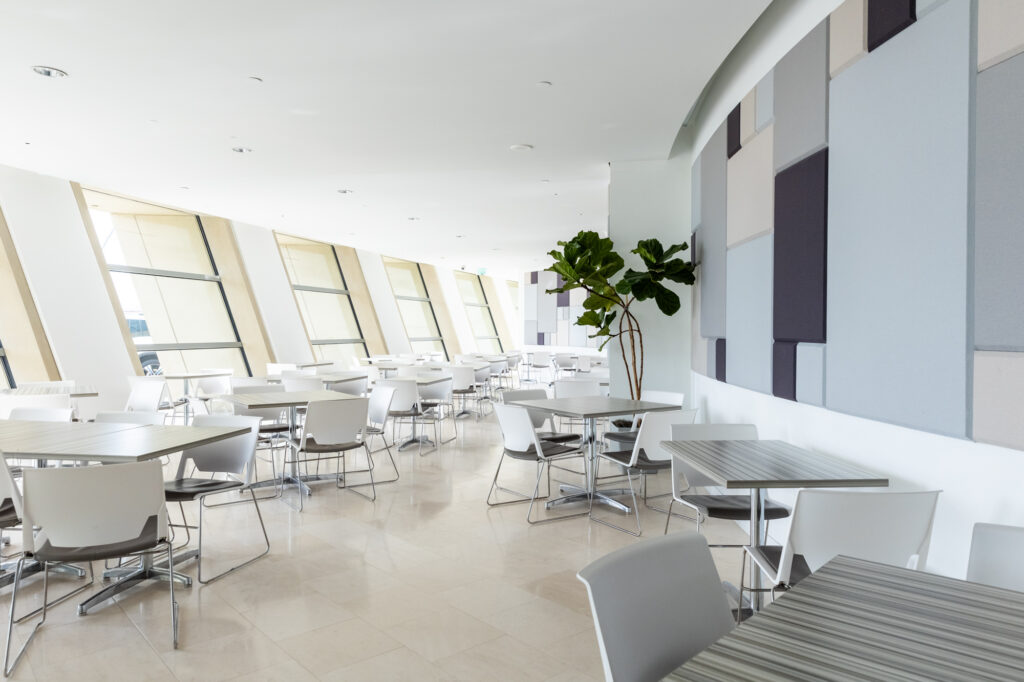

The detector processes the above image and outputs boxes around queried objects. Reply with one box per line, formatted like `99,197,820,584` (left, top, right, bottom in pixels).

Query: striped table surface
2,384,99,398
659,439,888,489
667,555,1024,681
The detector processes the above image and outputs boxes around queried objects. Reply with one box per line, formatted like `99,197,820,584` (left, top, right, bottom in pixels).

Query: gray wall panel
796,343,826,406
975,53,1024,351
726,235,774,394
825,0,971,437
699,123,728,339
756,70,774,131
774,21,829,172
691,155,702,229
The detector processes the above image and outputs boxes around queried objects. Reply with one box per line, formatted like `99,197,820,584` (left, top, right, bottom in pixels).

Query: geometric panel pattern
978,0,1024,71
773,147,828,343
825,0,971,437
975,52,1024,351
699,123,729,339
727,104,742,158
725,235,773,394
867,0,916,52
715,338,726,382
740,88,757,144
796,342,826,406
691,279,707,375
522,272,599,347
755,70,774,131
727,124,774,248
774,21,829,172
772,340,797,400
973,351,1024,450
830,0,867,78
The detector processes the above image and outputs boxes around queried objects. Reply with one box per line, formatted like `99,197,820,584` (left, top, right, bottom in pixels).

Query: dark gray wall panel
727,105,742,158
699,122,728,339
867,0,916,52
975,53,1024,351
774,21,828,172
725,234,773,394
825,0,971,437
715,338,726,382
774,148,828,343
773,341,797,400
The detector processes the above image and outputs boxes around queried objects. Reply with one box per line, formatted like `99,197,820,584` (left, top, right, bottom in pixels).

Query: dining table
163,370,233,422
1,383,99,399
666,554,1024,680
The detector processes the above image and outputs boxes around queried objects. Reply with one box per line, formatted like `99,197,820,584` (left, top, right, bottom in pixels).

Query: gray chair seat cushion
453,389,476,395
165,478,243,502
290,437,363,454
505,441,580,462
538,431,580,444
679,494,791,521
746,544,813,587
599,448,669,473
258,423,290,434
389,408,423,418
33,515,162,563
604,430,638,444
0,498,19,529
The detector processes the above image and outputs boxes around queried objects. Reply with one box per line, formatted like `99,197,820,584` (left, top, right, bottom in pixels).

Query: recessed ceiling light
232,147,252,153
455,234,464,238
408,217,419,221
337,189,353,194
248,76,263,82
32,66,67,78
540,179,550,183
509,144,534,151
23,142,30,146
536,81,552,87
179,186,190,190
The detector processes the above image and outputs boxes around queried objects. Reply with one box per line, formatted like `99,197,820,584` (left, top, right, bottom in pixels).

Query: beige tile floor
0,411,747,681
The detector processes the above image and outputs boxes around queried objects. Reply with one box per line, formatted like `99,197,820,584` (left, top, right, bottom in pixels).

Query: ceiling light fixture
455,234,464,238
536,80,552,87
179,186,190,190
232,147,252,153
32,66,67,78
408,217,419,221
248,76,263,82
509,144,534,151
337,189,353,194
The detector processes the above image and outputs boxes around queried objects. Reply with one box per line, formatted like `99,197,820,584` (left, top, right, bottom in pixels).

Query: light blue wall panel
825,0,971,437
774,21,828,172
975,52,1024,351
796,343,826,406
756,70,774,131
699,122,728,339
691,155,702,229
725,235,773,394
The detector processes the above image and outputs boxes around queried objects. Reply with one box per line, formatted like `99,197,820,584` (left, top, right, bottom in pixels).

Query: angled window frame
382,256,449,360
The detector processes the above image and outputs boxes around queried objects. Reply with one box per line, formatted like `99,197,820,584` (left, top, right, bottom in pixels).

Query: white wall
0,165,136,416
356,249,411,355
231,222,313,365
434,267,478,354
607,157,693,402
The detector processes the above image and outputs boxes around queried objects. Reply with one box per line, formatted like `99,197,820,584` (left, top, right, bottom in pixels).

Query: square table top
2,384,99,398
0,420,248,463
163,371,234,380
222,389,357,409
659,439,888,489
296,361,334,368
667,555,1024,681
506,397,678,419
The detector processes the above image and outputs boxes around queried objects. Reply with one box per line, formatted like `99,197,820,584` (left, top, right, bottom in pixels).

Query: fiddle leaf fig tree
546,230,695,399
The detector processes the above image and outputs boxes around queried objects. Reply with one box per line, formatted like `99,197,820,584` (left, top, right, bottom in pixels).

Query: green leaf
630,278,658,301
654,286,681,316
576,310,601,327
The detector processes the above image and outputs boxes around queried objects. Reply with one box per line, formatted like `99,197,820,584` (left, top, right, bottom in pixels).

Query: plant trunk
617,310,634,399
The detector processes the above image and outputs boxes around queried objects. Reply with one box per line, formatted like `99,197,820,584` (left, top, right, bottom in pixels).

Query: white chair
230,376,268,389
5,460,177,675
94,411,165,425
266,362,297,375
740,489,941,611
125,376,179,414
165,414,270,583
553,380,601,431
578,532,735,682
608,389,686,435
194,371,233,413
285,398,374,509
377,379,430,454
501,389,578,445
327,377,368,397
283,376,323,392
231,384,289,496
7,407,74,422
12,381,74,390
967,523,1024,592
664,424,789,543
0,393,72,420
364,386,399,484
530,351,553,384
450,365,479,419
489,403,585,524
554,353,577,379
418,376,456,444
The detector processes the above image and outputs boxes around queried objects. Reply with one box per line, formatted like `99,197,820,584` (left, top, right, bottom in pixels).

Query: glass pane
110,273,237,344
312,343,367,369
276,234,345,290
465,306,498,337
455,272,486,304
477,338,503,354
383,258,428,298
0,357,9,389
507,281,520,312
147,348,247,399
93,212,214,275
410,339,446,358
294,290,361,341
396,299,440,338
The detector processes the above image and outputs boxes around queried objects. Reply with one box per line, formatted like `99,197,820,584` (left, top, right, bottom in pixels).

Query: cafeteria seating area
3,1,1024,680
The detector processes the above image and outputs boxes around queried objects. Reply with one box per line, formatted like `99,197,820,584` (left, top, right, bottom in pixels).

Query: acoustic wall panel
725,235,773,394
755,71,774,131
569,287,586,306
523,283,538,322
830,0,867,78
740,89,757,144
973,351,1024,449
772,341,797,400
727,105,742,158
825,0,971,437
524,320,537,346
691,281,707,375
867,0,915,52
714,338,726,382
773,148,828,343
691,155,702,228
774,21,828,172
796,343,826,406
699,123,728,339
978,0,1024,71
975,53,1024,351
536,271,557,334
727,124,775,248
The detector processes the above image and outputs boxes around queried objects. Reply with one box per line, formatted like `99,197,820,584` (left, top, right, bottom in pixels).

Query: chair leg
588,460,643,537
346,446,377,502
167,541,179,648
527,459,589,525
4,558,47,677
736,551,747,625
664,498,674,534
196,489,271,584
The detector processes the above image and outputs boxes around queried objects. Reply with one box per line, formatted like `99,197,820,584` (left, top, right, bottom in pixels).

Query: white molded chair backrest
577,356,591,372
633,409,699,466
532,351,552,366
375,379,418,412
126,376,170,412
0,393,72,419
283,376,323,392
780,490,941,583
231,384,286,422
419,377,452,402
94,411,165,426
177,414,260,476
281,368,317,379
493,403,543,454
502,389,551,430
554,379,601,399
449,366,476,391
555,354,576,369
329,377,368,397
301,398,368,447
669,423,756,495
368,386,396,428
967,523,1024,592
0,454,23,521
578,533,735,682
195,372,232,397
641,390,685,407
231,376,268,389
22,460,168,552
8,407,74,422
473,365,490,384
396,365,421,378
266,363,297,375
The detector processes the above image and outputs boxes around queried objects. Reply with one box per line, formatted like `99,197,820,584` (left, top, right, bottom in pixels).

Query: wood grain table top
506,397,678,419
2,384,100,398
222,389,357,409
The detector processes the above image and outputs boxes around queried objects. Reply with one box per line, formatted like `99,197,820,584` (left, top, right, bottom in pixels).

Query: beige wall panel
418,264,462,357
974,351,1024,450
0,208,59,381
480,276,514,352
334,245,387,356
726,124,774,248
200,217,273,374
979,0,1024,71
740,88,757,144
830,0,867,78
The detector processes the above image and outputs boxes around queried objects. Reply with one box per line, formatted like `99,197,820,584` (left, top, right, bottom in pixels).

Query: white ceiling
0,0,768,279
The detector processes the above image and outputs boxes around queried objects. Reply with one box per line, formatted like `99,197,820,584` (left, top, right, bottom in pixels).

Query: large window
0,339,12,388
383,257,448,359
276,233,369,367
455,271,503,354
87,191,251,381
506,280,520,341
